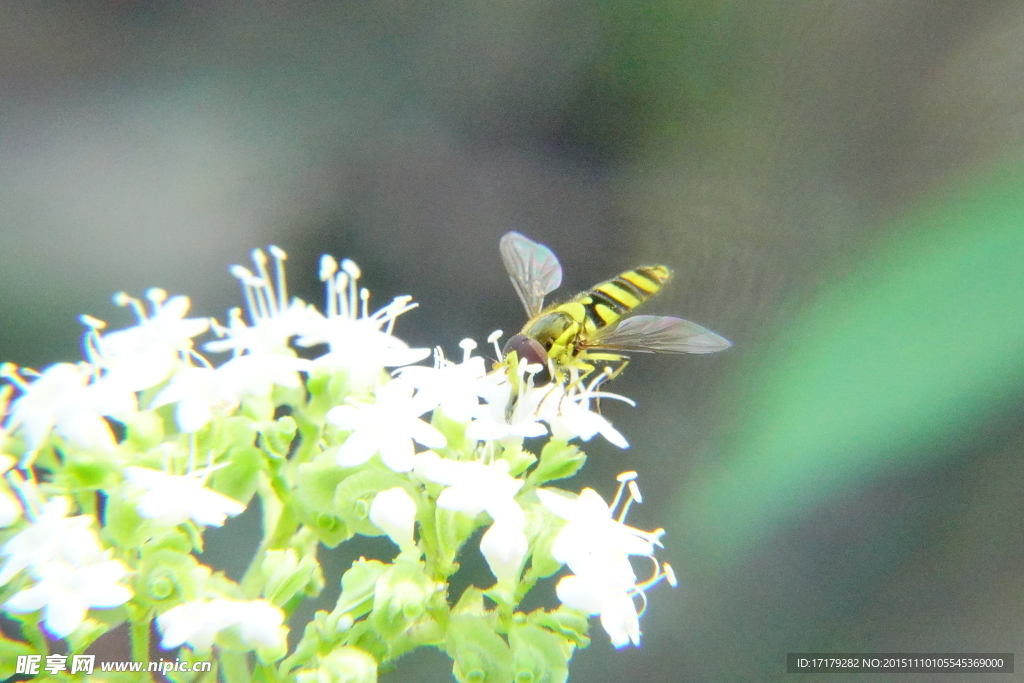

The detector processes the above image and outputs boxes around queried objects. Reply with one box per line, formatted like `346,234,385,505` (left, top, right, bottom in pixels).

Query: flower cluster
0,246,678,683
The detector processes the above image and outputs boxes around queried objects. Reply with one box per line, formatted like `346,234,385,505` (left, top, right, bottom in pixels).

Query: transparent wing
585,315,732,354
499,232,563,317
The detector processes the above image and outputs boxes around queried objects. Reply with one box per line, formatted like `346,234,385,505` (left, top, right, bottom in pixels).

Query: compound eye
501,334,552,385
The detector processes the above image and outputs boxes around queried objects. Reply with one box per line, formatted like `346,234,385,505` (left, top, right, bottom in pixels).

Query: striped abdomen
567,266,671,336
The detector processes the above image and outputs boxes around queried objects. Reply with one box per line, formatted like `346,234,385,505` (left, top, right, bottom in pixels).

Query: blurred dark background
2,2,1024,681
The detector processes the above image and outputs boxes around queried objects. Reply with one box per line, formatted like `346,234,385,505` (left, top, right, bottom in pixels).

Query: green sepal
122,410,165,450
509,622,571,683
344,619,389,665
222,415,259,451
452,585,486,616
446,615,514,683
261,414,298,459
262,548,321,608
134,547,203,611
58,446,120,490
240,394,274,423
102,489,156,548
431,409,476,459
298,646,379,683
499,442,536,478
370,559,438,642
433,507,481,572
294,459,354,547
332,469,410,537
521,498,564,579
211,445,263,505
335,558,389,623
527,440,585,487
527,607,590,650
65,617,111,657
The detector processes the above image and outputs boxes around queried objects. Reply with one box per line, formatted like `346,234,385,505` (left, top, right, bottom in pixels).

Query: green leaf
447,615,514,683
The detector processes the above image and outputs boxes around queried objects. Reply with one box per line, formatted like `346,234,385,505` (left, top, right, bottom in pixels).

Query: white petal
0,488,22,528
335,430,379,467
378,434,415,473
407,418,447,449
554,574,603,614
370,487,417,549
480,514,527,584
600,592,641,648
44,597,87,639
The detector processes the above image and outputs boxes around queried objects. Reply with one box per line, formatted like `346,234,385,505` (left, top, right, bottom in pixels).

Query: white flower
537,486,658,574
157,598,285,652
85,289,210,393
150,366,239,433
397,339,485,423
205,247,314,355
123,466,246,527
414,451,523,520
414,451,527,583
3,363,136,451
538,474,673,648
369,487,418,552
327,379,446,472
3,557,132,639
554,566,640,649
0,498,104,586
297,256,429,373
214,352,311,400
538,372,633,449
464,368,548,442
203,247,316,397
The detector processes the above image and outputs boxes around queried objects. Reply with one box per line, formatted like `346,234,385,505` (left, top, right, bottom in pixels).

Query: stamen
663,563,678,588
332,272,348,318
341,259,360,319
459,338,477,364
487,330,504,361
628,480,643,504
319,254,338,282
146,288,168,306
79,314,106,330
360,288,370,320
250,276,272,322
113,292,146,321
268,245,289,312
609,476,629,514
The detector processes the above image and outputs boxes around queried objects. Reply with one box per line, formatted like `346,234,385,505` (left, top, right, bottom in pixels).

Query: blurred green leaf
680,158,1024,566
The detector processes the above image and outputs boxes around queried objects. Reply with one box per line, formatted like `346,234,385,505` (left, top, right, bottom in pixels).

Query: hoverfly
498,231,731,390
